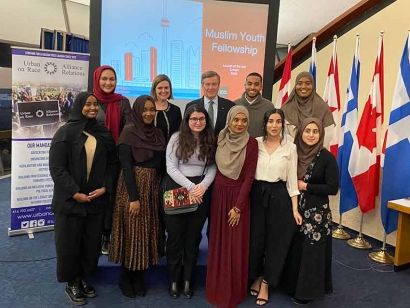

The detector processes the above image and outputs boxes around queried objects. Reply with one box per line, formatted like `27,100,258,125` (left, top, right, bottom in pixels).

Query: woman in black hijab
49,92,115,306
109,95,166,298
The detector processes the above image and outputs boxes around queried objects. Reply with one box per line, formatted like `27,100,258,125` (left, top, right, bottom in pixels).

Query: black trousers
54,211,104,282
161,177,210,282
248,180,297,286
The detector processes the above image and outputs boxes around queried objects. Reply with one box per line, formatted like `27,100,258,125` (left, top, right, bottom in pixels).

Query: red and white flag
348,33,384,213
323,37,341,157
276,45,292,108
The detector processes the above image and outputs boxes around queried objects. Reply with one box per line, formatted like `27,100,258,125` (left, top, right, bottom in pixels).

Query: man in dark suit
185,71,235,135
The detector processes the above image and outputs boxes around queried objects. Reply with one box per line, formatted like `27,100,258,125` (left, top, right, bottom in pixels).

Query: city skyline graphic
101,0,202,99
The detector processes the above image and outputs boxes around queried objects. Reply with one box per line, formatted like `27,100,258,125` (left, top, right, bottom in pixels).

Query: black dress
282,149,339,301
154,102,182,143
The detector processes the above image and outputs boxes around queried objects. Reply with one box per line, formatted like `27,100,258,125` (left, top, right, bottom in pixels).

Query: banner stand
9,47,89,236
8,225,54,237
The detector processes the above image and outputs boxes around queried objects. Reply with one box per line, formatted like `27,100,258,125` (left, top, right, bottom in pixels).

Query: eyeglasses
189,117,206,123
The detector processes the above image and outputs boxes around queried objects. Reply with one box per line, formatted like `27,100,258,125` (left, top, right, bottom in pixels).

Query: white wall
272,0,410,245
0,0,89,46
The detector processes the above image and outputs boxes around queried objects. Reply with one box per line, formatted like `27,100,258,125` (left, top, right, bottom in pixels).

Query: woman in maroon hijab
93,65,131,254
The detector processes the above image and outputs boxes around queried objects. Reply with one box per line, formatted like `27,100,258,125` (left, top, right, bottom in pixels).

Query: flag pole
369,231,394,264
347,212,372,249
332,213,351,239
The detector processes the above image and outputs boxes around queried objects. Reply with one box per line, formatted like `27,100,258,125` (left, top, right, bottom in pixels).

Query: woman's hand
73,193,91,203
228,208,241,227
192,195,203,204
191,184,205,198
293,211,303,225
298,180,307,191
129,201,141,218
88,187,106,200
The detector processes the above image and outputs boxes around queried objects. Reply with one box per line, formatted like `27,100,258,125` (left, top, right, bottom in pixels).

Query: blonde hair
150,74,173,101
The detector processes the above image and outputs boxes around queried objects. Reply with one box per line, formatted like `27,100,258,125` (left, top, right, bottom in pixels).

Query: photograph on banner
12,84,81,139
10,47,89,235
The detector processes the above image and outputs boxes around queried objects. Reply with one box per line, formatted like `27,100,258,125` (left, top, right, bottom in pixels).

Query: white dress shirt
204,96,219,127
254,136,300,197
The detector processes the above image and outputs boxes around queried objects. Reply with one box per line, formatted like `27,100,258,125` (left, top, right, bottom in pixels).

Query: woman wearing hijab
93,65,132,254
249,108,302,306
109,95,166,298
281,72,335,147
282,118,339,305
49,92,115,306
206,106,258,308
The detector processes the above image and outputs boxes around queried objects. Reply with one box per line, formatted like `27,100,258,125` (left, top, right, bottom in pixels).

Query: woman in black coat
282,117,339,305
49,92,115,306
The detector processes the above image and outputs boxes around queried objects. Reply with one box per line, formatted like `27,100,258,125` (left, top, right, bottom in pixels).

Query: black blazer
185,96,235,136
49,133,113,216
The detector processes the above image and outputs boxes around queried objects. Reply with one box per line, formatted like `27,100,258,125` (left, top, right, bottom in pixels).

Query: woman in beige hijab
281,72,335,147
206,106,258,308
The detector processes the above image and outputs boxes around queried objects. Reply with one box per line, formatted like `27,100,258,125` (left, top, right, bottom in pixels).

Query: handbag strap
199,159,208,182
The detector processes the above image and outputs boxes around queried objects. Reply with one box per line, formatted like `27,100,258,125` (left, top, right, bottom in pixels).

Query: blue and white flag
337,36,360,214
381,33,410,234
309,37,317,89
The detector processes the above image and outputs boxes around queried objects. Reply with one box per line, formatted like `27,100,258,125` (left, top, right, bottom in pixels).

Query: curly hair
175,105,215,164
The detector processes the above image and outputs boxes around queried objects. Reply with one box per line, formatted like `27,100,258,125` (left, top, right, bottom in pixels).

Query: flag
276,45,292,108
349,34,384,213
381,33,410,234
337,36,360,214
309,38,317,89
323,37,341,157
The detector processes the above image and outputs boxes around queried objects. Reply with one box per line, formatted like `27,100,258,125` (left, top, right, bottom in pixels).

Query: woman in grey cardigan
162,105,217,299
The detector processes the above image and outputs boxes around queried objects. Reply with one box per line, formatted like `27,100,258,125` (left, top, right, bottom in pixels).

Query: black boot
66,279,87,306
101,234,110,255
79,279,97,298
132,270,146,297
169,282,179,299
119,266,135,298
183,281,193,299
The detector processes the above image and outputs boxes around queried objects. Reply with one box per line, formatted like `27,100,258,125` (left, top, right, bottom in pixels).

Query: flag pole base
332,226,351,240
369,249,394,264
347,235,372,250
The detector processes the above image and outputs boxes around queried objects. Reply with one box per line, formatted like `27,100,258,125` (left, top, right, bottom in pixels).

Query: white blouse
254,136,300,198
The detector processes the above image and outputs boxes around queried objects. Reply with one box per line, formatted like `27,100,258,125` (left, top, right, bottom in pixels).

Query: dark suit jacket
185,96,235,135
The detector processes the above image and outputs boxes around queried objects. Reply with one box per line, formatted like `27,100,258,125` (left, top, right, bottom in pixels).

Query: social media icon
29,220,37,228
21,221,29,229
37,219,45,227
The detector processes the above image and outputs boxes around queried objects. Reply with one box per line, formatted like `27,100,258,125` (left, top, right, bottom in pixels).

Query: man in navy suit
185,71,235,136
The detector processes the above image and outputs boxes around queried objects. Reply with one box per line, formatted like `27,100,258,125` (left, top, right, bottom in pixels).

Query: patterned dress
109,149,164,271
282,149,339,301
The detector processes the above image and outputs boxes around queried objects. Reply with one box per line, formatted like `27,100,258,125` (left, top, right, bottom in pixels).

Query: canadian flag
323,37,341,157
348,34,384,213
276,45,292,108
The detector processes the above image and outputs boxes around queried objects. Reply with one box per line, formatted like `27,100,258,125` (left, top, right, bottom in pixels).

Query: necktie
208,100,214,127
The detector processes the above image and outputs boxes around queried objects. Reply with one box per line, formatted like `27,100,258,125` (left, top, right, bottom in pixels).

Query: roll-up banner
9,47,89,236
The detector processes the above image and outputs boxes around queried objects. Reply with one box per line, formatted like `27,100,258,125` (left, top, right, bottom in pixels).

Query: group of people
49,67,339,307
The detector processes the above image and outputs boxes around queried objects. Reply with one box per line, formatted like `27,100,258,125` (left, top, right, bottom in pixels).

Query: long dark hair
176,105,215,164
262,108,285,142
